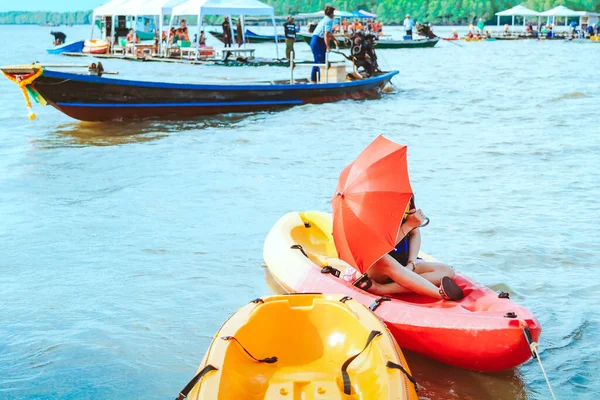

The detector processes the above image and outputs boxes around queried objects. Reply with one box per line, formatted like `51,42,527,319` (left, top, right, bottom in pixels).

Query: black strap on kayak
321,265,341,277
369,296,391,311
221,336,278,364
386,361,419,392
250,298,264,304
498,291,510,299
339,296,352,303
176,364,218,400
303,221,312,228
290,244,308,258
522,326,538,359
342,330,382,395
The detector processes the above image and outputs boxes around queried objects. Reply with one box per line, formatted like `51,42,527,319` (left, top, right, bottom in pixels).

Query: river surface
0,24,599,399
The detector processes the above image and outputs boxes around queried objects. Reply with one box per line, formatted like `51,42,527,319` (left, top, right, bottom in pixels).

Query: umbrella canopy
353,9,377,18
331,135,414,273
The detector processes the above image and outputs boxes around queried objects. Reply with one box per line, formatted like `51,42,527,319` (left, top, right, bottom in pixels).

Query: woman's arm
406,228,421,266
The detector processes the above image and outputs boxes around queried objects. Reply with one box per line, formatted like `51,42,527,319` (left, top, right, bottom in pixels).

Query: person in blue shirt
310,5,339,83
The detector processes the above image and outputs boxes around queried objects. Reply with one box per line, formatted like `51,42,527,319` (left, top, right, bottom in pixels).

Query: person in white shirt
403,14,415,37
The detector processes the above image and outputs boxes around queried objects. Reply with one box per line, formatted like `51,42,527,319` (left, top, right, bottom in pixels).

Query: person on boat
503,23,509,35
587,24,594,38
50,31,66,45
355,196,464,301
451,29,458,39
200,31,206,46
310,5,339,84
235,19,244,47
403,14,414,37
341,19,349,33
467,31,474,39
126,29,140,44
222,16,233,48
284,15,297,60
180,19,187,30
378,21,384,36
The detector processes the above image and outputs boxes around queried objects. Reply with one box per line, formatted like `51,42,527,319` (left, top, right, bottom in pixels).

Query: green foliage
0,11,91,25
264,0,599,23
1,0,598,25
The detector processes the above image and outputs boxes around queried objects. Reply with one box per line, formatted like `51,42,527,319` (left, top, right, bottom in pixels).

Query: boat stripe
43,70,399,91
56,100,304,108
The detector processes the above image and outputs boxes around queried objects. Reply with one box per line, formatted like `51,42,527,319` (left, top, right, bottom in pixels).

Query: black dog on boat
344,31,380,78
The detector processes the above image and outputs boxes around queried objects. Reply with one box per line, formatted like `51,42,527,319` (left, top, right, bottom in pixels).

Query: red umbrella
331,135,414,273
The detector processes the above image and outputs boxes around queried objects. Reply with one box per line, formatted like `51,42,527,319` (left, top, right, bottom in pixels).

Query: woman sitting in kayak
356,196,464,301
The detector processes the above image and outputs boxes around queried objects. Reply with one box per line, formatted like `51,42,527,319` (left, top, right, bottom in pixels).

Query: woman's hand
404,209,426,229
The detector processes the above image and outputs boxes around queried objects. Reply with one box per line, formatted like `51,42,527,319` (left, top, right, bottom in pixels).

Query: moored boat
46,40,85,54
209,29,301,43
300,33,438,49
83,39,109,54
1,64,398,122
263,211,542,372
177,294,419,399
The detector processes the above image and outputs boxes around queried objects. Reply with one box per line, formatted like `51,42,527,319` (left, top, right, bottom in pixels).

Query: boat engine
416,23,437,39
344,31,380,78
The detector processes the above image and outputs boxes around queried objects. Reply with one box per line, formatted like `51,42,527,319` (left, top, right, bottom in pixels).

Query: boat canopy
495,5,540,17
170,0,279,57
171,0,275,16
93,0,131,18
353,10,377,19
297,10,355,19
540,5,581,17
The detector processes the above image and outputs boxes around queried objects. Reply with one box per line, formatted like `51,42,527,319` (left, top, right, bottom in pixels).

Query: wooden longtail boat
300,34,439,49
1,64,398,122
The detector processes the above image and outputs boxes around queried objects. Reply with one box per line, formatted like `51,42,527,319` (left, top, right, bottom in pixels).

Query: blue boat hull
46,40,85,55
0,66,398,121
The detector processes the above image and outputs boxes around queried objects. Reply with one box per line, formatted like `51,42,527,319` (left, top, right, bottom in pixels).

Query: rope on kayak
522,326,557,400
175,364,218,400
386,361,419,393
221,336,278,364
341,330,382,395
339,296,352,303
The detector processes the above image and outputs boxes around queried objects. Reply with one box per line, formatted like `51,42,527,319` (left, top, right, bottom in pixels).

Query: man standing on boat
310,6,339,83
403,14,414,38
50,31,66,45
284,15,297,60
222,16,232,47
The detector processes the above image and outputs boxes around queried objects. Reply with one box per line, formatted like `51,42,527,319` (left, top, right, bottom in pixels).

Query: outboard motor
344,31,381,78
416,23,437,39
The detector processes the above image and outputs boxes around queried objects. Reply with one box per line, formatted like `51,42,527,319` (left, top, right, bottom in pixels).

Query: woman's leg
369,254,443,299
413,260,455,286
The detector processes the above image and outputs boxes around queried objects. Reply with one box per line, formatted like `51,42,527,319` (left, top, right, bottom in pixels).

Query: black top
51,31,66,41
284,23,296,39
222,21,231,36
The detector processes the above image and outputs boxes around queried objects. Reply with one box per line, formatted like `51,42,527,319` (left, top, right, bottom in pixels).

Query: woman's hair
324,5,335,17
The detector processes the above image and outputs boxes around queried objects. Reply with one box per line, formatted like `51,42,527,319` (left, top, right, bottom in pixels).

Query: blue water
0,25,599,399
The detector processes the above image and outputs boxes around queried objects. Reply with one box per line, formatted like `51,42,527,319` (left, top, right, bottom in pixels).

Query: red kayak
263,211,542,372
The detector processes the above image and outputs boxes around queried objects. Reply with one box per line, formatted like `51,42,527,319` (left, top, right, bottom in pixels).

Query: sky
0,0,104,12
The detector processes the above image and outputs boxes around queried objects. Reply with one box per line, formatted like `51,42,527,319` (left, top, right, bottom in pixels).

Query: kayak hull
185,294,418,399
263,211,542,372
46,40,85,54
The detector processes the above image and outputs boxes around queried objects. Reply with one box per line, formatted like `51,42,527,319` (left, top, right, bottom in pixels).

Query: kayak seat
265,371,343,399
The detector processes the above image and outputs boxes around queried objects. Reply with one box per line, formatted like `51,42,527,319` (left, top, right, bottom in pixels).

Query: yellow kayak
178,294,418,399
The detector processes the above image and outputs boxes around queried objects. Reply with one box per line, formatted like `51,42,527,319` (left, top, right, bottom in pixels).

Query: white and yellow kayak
178,293,418,399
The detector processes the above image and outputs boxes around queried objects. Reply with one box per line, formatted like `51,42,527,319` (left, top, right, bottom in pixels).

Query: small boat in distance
300,33,439,49
46,40,85,54
1,64,398,122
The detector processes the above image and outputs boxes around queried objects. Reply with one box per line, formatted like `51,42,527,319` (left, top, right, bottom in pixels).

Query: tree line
264,0,600,24
0,11,91,25
2,1,600,25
